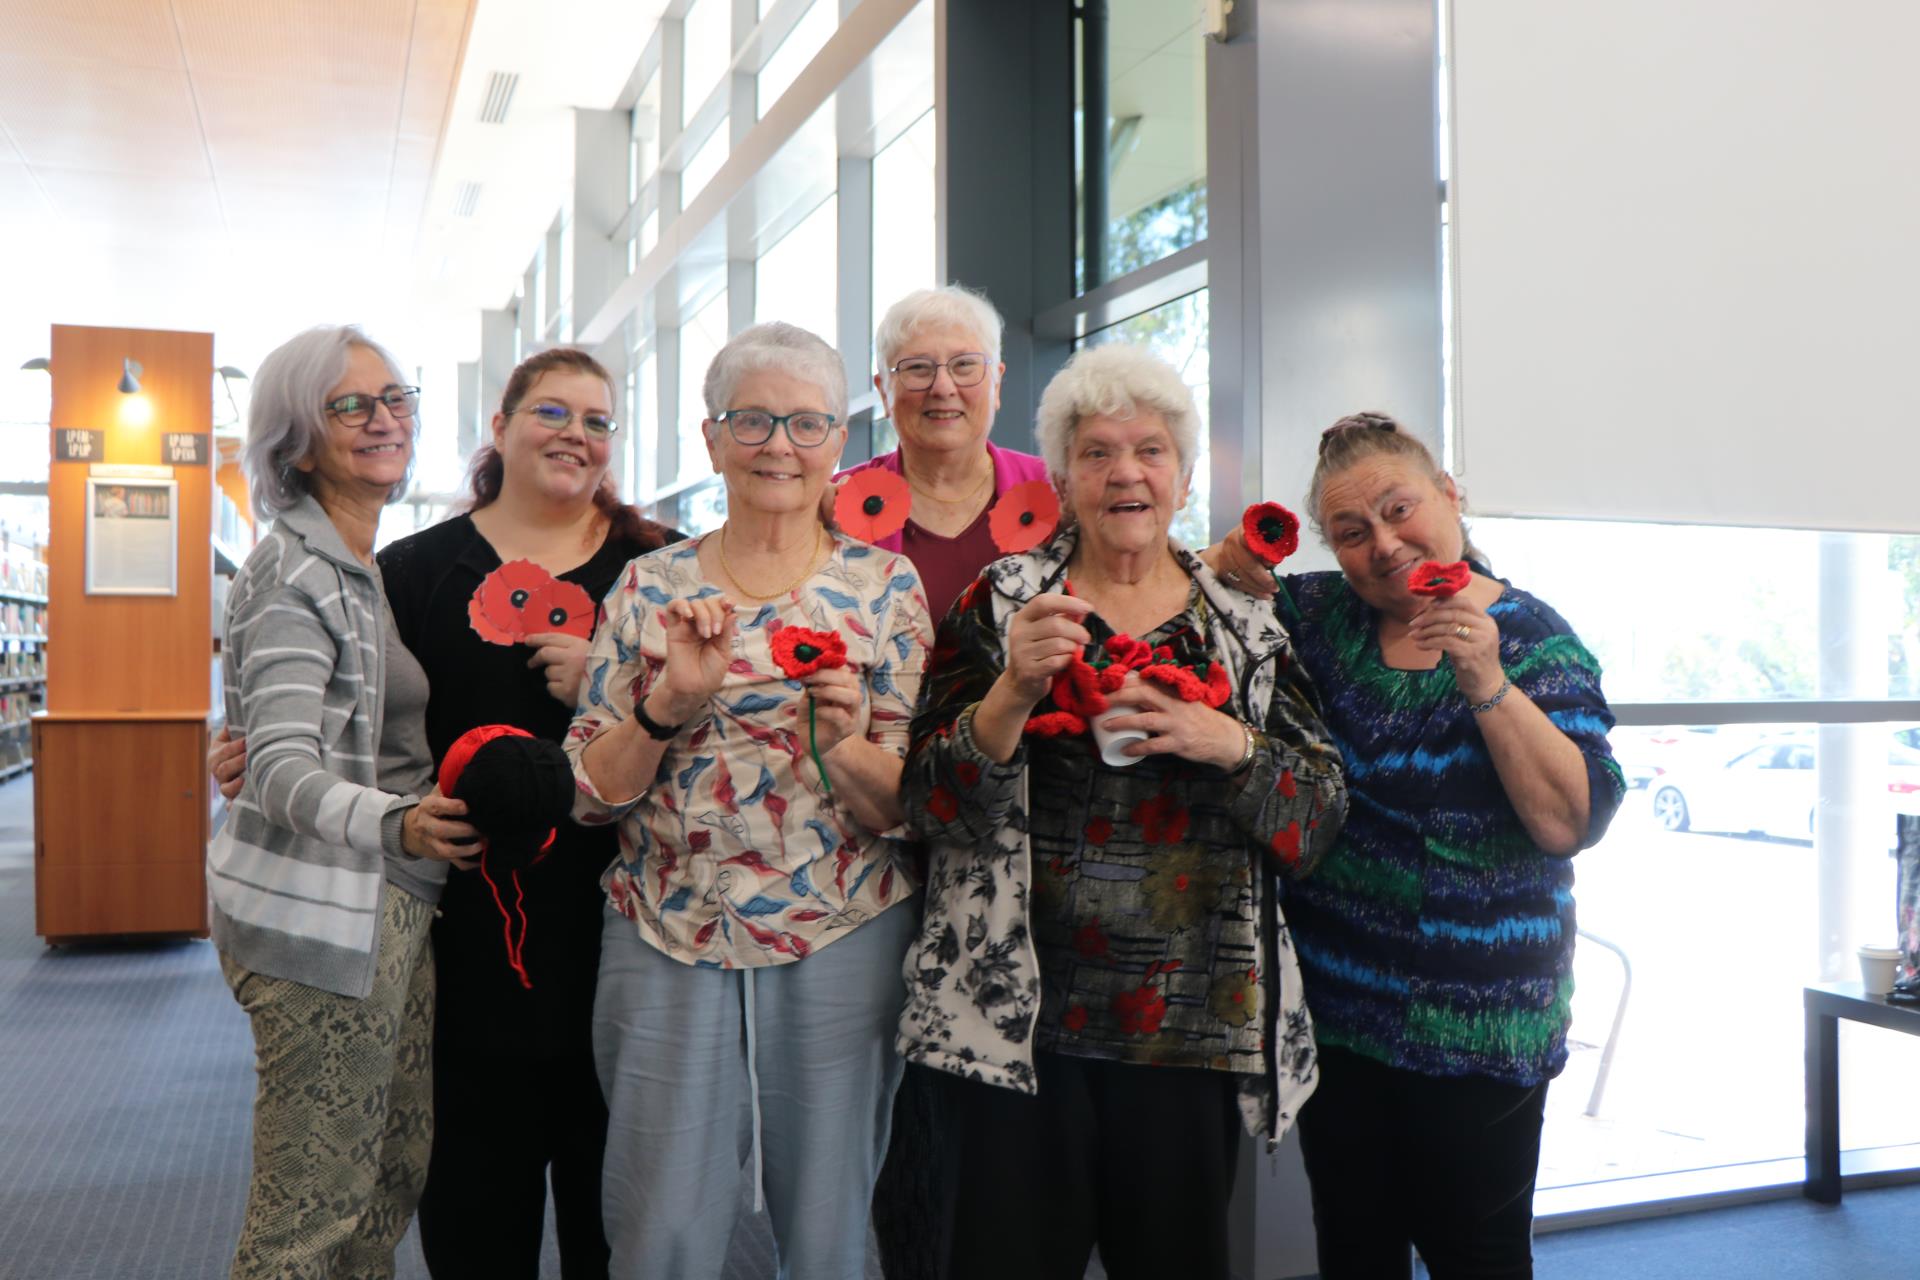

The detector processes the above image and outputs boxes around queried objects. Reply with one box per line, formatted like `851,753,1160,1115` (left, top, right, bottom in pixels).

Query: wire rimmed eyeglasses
887,353,990,392
515,401,620,439
714,409,838,448
326,387,419,427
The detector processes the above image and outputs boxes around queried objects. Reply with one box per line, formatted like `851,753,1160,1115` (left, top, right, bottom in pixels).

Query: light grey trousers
592,903,915,1280
220,886,436,1280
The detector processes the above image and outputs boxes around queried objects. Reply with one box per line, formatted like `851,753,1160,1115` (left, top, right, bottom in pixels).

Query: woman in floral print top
897,344,1347,1280
565,323,931,1278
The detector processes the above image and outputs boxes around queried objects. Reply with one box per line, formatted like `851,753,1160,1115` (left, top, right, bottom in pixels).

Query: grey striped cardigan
206,493,421,998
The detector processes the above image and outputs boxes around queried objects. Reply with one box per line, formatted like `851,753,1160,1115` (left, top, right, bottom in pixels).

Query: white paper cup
1858,945,1902,996
1090,704,1146,768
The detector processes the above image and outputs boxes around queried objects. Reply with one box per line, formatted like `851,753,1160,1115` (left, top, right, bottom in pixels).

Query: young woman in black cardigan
216,347,678,1278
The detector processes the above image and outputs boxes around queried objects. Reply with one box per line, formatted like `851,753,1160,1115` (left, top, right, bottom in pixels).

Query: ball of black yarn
449,735,576,872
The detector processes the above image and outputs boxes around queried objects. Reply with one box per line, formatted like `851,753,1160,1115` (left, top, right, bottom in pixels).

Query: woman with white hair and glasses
567,321,932,1277
897,343,1346,1280
208,325,477,1279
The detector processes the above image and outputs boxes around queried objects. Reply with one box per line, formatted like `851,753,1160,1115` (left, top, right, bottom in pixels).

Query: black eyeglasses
888,353,990,391
326,387,419,427
516,401,619,439
715,409,837,448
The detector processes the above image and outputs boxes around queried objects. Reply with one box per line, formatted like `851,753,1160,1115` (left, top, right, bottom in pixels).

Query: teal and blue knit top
1275,570,1625,1086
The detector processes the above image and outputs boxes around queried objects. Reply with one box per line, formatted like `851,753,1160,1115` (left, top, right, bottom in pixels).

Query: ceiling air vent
453,183,482,218
479,71,519,124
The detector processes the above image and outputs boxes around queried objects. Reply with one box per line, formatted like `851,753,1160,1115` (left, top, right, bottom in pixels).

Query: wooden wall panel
46,325,213,714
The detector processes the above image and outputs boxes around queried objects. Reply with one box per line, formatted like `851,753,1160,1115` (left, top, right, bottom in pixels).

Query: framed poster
85,477,178,596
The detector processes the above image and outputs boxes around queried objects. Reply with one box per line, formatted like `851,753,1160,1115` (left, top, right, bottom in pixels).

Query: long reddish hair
465,347,670,547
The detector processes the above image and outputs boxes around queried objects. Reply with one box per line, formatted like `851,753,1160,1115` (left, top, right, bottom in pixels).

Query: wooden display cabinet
33,323,215,944
33,713,209,942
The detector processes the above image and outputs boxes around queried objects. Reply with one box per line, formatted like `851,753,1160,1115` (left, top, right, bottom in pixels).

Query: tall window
1080,289,1210,548
756,194,839,345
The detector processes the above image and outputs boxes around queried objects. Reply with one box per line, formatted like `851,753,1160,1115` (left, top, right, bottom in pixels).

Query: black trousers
416,1045,611,1279
874,1062,960,1280
1296,1046,1548,1280
934,1051,1242,1280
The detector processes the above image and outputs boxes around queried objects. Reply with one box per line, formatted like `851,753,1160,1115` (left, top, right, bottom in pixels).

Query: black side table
1803,980,1920,1202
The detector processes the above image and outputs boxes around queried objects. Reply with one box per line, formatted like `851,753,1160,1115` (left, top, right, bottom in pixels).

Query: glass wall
1466,517,1920,1195
1080,288,1210,547
1074,0,1208,292
608,2,934,535
755,194,839,348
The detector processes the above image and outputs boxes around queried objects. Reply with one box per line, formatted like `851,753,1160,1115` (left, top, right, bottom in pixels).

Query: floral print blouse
566,533,931,968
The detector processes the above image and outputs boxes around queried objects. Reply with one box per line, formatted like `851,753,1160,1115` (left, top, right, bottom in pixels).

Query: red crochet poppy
1138,660,1232,708
1241,502,1300,567
769,626,847,678
988,480,1061,555
1049,654,1110,718
835,469,911,542
1408,559,1472,598
1094,633,1156,674
1024,710,1088,737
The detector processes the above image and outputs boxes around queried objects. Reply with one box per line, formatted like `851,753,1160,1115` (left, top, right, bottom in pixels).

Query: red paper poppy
1241,502,1301,567
835,469,911,542
988,480,1061,555
1408,559,1472,598
470,559,556,644
523,578,597,640
769,627,847,678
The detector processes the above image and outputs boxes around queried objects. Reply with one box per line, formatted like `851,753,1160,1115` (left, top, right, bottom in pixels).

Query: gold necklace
903,455,995,509
718,524,825,601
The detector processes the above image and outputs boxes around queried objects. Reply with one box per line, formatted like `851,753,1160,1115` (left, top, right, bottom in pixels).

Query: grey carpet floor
0,776,828,1280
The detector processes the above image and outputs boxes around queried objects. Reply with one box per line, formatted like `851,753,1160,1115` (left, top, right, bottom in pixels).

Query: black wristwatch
634,697,685,741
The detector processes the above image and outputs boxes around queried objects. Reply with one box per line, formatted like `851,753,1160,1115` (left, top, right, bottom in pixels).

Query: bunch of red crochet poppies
1026,631,1231,738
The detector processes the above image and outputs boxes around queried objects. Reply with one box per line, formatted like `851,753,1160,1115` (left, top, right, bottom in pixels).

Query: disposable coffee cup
1858,945,1902,997
1090,704,1146,768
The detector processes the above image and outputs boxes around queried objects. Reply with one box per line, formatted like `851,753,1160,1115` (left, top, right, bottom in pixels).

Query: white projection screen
1447,0,1920,531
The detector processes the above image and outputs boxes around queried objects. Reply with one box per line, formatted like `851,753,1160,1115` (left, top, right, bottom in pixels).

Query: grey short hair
1034,343,1199,486
702,321,848,424
242,325,412,523
873,284,1004,386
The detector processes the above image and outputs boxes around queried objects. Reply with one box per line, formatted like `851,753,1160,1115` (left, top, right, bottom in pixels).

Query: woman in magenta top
836,287,1050,622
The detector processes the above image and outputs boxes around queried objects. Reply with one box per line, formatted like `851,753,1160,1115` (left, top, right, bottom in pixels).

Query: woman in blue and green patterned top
1276,412,1625,1280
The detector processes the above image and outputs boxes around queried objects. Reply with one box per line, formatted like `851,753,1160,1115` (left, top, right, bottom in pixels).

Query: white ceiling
0,0,669,387
0,0,476,376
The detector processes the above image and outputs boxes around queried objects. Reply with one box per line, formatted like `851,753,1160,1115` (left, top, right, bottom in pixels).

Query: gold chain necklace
717,523,825,601
902,455,995,510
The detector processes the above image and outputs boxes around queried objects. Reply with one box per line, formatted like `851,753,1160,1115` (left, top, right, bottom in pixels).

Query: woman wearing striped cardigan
1275,413,1627,1280
207,325,475,1280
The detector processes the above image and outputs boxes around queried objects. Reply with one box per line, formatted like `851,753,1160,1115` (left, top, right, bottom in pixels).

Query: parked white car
1649,731,1920,841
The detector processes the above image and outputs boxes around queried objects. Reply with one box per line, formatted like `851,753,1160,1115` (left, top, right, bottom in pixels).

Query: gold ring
1454,624,1471,639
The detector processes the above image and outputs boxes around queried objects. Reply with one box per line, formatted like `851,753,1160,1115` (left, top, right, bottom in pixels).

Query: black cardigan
378,511,681,1061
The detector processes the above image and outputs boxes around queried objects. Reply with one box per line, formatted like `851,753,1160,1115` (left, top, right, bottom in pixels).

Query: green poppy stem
808,693,833,796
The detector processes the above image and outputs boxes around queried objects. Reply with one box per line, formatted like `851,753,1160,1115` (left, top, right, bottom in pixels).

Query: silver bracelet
1468,676,1513,715
1228,722,1258,774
